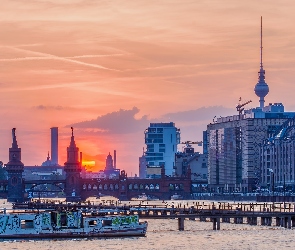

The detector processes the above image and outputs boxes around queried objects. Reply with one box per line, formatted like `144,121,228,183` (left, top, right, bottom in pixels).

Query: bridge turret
6,128,24,202
64,127,82,202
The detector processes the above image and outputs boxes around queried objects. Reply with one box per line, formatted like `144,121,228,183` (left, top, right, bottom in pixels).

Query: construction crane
180,141,203,147
236,98,252,116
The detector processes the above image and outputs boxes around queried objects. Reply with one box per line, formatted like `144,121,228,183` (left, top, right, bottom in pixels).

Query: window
89,220,97,227
102,220,112,226
21,220,34,229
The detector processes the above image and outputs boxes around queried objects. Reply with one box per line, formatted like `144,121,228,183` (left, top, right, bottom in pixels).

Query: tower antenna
260,16,263,69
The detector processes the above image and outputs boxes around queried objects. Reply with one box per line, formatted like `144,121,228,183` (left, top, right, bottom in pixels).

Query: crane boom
236,100,252,116
180,141,202,147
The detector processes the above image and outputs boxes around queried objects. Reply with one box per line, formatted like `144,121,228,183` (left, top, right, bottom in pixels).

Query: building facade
175,144,207,182
260,116,295,191
207,104,295,193
144,122,180,176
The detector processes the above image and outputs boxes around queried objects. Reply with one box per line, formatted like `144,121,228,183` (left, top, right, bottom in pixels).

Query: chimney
50,127,58,165
114,150,116,169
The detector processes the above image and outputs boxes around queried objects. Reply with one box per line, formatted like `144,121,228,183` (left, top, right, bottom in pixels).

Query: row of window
83,183,119,191
82,183,184,191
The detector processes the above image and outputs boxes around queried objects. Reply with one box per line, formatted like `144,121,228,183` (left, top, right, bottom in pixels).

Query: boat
132,193,148,201
171,194,183,200
0,208,148,239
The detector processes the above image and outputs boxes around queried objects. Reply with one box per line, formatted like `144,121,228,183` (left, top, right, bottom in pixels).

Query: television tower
254,16,269,108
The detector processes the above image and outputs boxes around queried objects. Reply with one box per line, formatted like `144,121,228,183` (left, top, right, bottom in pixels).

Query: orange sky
1,0,295,175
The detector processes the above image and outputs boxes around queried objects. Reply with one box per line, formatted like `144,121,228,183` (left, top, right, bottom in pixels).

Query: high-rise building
144,122,180,176
207,17,295,193
50,127,58,165
260,116,295,191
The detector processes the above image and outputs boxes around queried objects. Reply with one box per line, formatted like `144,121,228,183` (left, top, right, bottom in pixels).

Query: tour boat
0,208,148,239
132,193,148,201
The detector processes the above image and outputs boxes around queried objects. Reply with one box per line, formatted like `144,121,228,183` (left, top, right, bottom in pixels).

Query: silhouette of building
50,127,58,165
104,150,120,178
6,128,24,202
64,127,82,202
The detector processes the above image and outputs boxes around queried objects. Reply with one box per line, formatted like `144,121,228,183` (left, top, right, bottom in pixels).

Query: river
0,198,294,250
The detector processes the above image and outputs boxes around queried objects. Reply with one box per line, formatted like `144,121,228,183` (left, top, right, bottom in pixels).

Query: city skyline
1,0,295,174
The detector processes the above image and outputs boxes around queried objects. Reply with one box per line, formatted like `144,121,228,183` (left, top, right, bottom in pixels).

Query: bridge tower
64,127,82,202
6,128,24,202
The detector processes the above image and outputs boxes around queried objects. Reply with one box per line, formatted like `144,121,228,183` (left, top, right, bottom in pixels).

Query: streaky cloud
4,46,122,72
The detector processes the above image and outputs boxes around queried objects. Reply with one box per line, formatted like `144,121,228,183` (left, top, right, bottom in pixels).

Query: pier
12,200,295,231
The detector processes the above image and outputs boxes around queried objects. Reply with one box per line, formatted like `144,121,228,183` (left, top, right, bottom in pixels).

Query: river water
0,198,294,250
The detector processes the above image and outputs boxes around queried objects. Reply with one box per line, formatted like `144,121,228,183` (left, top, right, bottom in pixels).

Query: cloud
3,46,122,72
67,106,235,136
34,105,64,110
68,107,148,134
161,106,235,123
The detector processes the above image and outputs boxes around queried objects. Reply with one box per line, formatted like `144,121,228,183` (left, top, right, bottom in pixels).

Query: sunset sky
1,0,295,175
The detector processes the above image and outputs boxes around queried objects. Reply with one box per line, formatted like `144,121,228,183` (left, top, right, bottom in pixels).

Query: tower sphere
254,75,269,98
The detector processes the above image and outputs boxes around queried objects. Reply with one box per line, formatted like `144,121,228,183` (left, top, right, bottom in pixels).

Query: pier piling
178,217,184,231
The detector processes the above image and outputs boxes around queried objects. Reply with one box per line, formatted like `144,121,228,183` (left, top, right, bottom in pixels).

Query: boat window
89,220,97,226
102,220,112,226
21,220,34,229
60,214,67,227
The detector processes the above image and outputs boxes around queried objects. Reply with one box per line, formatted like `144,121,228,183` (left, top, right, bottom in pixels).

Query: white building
144,122,180,176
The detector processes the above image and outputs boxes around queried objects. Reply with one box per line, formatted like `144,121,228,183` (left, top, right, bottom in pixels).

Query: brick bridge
3,127,191,202
78,170,191,201
1,170,191,201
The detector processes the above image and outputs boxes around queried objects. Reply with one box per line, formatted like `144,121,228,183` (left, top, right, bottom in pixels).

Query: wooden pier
12,201,295,231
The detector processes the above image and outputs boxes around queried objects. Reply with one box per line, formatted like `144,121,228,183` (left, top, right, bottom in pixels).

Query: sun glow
82,161,96,169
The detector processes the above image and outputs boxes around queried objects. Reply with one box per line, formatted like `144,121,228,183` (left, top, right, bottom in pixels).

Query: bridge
1,170,191,201
79,173,191,200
